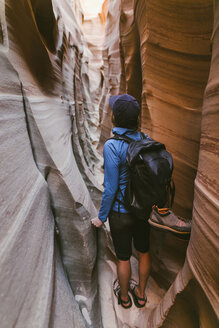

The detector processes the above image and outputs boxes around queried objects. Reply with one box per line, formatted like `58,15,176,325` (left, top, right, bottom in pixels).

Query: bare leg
135,252,150,305
117,259,131,301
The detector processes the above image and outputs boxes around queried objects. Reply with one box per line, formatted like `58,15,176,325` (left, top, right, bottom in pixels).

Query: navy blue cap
109,94,140,125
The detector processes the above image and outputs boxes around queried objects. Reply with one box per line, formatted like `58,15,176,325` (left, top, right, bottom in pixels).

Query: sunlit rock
120,0,142,105
79,0,106,149
98,0,121,146
1,0,103,327
0,46,85,328
117,0,218,327
186,0,219,318
130,0,213,220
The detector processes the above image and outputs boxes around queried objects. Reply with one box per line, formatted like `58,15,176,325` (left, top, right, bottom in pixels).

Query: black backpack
111,132,175,220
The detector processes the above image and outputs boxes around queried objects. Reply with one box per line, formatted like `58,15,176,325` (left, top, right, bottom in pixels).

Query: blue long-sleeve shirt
98,127,150,222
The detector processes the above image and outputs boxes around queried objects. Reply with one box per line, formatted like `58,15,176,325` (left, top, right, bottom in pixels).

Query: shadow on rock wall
100,0,218,327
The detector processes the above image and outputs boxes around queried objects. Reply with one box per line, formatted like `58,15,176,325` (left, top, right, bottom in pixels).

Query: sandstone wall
115,0,219,327
0,0,103,327
186,0,219,317
128,0,213,221
98,0,122,147
80,0,106,148
0,49,86,328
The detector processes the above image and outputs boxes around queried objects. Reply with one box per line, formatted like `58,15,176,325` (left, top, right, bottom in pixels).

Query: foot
149,206,191,235
118,293,132,309
129,279,147,308
134,287,146,306
113,279,132,309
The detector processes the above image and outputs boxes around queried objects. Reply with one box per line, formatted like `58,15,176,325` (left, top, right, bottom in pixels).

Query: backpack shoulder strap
107,132,148,144
106,133,131,213
140,132,147,139
107,133,133,143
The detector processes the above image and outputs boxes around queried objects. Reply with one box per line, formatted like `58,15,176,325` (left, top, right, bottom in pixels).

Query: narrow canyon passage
0,1,218,328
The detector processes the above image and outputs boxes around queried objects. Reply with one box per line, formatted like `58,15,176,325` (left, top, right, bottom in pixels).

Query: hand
91,217,103,228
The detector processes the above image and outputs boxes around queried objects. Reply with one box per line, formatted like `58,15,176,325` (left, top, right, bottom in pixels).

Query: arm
92,141,120,227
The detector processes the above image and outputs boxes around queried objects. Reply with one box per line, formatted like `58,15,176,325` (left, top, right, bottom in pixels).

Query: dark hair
112,114,139,131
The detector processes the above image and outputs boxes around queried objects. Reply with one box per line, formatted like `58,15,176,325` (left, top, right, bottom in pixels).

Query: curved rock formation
1,0,103,327
98,0,121,147
186,0,219,317
120,0,142,105
131,0,214,291
79,0,106,148
0,45,85,328
131,0,213,221
101,0,218,327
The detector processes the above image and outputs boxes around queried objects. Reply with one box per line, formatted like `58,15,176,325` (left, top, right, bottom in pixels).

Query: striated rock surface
0,47,85,328
114,0,219,327
98,0,122,147
99,0,218,327
186,0,219,317
132,0,213,221
79,0,107,148
1,0,103,327
120,0,142,105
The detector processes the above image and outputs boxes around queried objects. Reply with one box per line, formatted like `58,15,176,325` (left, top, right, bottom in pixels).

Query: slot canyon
0,0,218,327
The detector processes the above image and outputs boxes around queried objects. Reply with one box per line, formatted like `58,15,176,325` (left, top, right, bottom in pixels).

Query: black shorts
109,211,150,261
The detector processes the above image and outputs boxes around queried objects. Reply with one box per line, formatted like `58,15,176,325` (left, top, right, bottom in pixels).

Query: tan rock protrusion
1,0,103,327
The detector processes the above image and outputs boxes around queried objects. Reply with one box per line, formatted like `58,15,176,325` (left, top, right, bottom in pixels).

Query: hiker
91,94,151,309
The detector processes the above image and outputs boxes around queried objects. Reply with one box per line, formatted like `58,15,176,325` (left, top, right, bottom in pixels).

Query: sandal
113,279,132,309
129,279,147,308
118,293,132,309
